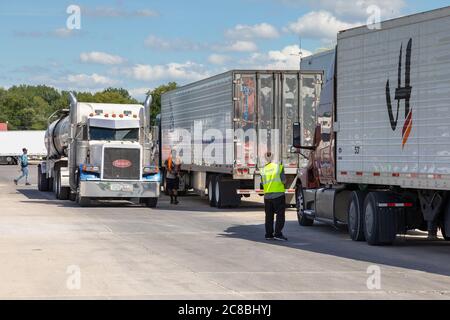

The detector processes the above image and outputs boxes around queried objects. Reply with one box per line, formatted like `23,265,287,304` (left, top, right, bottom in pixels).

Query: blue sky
0,0,448,100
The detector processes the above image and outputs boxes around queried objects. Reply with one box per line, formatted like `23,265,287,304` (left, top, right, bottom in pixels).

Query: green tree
147,82,177,125
0,85,141,130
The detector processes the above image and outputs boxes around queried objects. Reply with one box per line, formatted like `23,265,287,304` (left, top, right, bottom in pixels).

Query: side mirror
293,122,302,148
293,122,316,151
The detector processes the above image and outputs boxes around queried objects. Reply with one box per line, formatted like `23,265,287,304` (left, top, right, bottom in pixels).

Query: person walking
165,149,181,205
261,152,288,241
14,148,31,186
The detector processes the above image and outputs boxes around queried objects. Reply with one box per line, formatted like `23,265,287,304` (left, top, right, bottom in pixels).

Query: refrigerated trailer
159,70,322,208
293,6,450,245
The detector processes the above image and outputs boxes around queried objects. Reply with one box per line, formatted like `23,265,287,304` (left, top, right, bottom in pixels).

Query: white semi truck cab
38,93,160,207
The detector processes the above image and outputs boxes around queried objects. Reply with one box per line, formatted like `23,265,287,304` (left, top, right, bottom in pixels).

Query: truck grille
103,148,140,180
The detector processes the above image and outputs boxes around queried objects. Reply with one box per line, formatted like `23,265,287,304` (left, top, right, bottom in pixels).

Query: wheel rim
365,203,375,238
208,180,213,201
215,180,220,204
349,201,357,234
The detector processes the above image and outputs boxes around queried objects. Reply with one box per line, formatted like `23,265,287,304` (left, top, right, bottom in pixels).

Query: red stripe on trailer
356,172,363,176
392,173,400,177
341,171,348,175
373,172,381,177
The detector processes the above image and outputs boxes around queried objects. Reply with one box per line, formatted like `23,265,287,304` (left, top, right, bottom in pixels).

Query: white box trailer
0,131,46,164
160,70,322,208
293,6,450,245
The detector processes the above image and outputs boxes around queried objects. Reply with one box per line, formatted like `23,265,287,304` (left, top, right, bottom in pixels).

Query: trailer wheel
208,175,216,207
48,178,54,192
348,191,367,241
296,185,314,226
214,175,224,208
364,192,397,246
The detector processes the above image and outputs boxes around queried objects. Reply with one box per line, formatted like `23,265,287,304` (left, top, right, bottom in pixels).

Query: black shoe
274,235,288,242
170,199,174,204
174,200,179,205
265,235,274,241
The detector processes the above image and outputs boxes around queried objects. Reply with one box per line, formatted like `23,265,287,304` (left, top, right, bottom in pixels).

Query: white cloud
285,11,359,42
66,73,118,87
225,23,279,40
144,35,204,51
80,51,125,65
242,45,312,70
125,62,209,82
208,54,231,65
224,41,258,52
313,0,405,20
278,0,405,20
128,87,151,100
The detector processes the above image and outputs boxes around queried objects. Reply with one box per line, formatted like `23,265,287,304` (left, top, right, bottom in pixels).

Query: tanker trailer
38,93,160,207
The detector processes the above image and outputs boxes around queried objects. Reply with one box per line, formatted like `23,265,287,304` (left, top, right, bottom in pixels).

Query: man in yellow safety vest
261,152,288,241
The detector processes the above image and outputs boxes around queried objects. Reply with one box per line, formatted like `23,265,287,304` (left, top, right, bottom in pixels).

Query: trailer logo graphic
386,38,413,149
113,159,132,168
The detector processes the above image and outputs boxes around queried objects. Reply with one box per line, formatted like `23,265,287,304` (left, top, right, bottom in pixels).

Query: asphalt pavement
0,165,449,299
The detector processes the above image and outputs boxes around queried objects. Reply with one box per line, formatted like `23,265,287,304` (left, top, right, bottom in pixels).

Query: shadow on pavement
220,222,450,277
16,189,55,200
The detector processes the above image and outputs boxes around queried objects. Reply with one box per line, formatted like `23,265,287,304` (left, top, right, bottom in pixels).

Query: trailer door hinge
333,122,340,133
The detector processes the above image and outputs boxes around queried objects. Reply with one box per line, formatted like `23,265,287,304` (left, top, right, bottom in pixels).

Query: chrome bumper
79,180,160,198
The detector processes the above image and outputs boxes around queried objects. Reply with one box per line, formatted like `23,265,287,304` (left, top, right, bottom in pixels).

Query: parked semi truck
0,131,46,164
158,70,322,208
38,93,160,207
293,6,450,245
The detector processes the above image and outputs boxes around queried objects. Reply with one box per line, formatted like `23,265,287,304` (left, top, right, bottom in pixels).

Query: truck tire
37,165,49,192
144,198,158,208
296,185,314,226
348,191,367,241
211,176,240,208
208,175,216,207
214,175,223,208
364,192,397,246
48,178,54,192
55,168,70,200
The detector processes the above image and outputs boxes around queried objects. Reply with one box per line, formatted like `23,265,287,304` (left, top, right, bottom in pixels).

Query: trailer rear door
234,71,321,171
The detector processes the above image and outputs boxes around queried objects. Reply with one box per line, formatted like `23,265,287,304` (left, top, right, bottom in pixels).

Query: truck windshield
89,127,139,141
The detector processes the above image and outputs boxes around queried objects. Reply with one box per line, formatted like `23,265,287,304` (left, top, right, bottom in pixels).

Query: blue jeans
16,167,29,184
